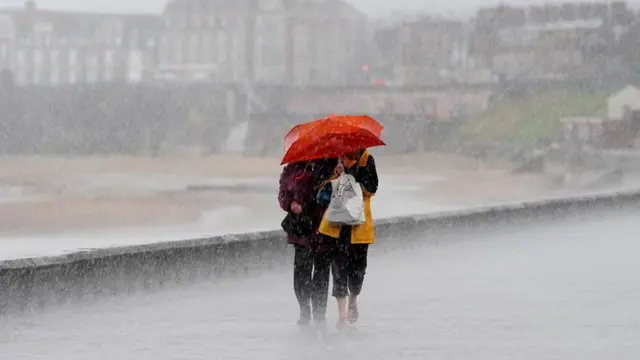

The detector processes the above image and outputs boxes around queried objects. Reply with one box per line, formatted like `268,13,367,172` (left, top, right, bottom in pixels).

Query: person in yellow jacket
317,148,378,328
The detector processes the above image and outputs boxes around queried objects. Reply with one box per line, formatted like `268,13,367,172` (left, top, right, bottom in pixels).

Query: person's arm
278,167,293,212
355,156,378,195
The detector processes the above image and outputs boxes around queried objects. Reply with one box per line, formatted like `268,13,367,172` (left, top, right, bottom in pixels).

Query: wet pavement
2,213,640,359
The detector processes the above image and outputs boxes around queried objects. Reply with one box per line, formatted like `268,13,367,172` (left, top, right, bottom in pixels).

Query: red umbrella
281,114,385,165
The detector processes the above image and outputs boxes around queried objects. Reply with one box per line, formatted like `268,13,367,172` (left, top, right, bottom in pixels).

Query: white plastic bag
325,173,365,225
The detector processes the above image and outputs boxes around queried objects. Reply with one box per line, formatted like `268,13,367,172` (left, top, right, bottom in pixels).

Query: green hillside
458,90,609,146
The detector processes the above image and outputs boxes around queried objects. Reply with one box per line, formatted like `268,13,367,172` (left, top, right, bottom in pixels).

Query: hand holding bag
325,173,365,225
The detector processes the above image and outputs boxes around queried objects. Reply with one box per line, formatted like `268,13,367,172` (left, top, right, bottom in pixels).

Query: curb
3,187,639,271
1,188,639,313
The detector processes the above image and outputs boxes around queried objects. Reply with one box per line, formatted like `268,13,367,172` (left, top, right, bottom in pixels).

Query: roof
163,0,366,19
290,1,366,19
164,0,250,14
560,116,609,125
2,8,160,40
608,85,640,101
334,1,367,20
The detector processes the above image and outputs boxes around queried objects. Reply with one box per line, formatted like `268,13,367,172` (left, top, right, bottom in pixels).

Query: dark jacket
345,155,378,194
278,159,337,251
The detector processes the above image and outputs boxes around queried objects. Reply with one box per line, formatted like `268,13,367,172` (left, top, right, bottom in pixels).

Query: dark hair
345,149,364,160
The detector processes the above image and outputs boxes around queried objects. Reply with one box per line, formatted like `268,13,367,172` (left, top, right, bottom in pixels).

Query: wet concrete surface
1,213,640,359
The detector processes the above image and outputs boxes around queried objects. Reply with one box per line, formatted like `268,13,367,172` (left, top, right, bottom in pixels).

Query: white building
1,1,160,87
607,85,640,120
156,0,368,86
0,14,14,72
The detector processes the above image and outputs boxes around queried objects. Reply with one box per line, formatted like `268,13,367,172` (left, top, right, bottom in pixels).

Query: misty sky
0,0,638,17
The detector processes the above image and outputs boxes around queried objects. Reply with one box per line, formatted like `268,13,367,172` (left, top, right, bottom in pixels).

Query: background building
373,17,470,86
0,1,160,86
156,0,368,86
469,2,634,80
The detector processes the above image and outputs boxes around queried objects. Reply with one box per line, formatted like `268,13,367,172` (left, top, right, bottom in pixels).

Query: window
130,30,139,48
202,33,213,63
50,68,59,84
160,36,172,63
50,49,60,63
217,32,227,63
16,50,25,68
104,50,113,64
128,67,142,83
86,70,98,83
33,49,43,65
69,49,78,65
127,50,143,83
174,37,183,63
189,32,198,62
86,54,99,69
16,70,26,84
33,68,42,84
258,16,285,68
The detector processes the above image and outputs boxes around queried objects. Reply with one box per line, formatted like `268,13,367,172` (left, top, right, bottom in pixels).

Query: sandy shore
0,152,505,184
0,153,556,236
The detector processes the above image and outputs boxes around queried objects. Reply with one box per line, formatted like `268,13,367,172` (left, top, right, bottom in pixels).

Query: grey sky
0,0,637,17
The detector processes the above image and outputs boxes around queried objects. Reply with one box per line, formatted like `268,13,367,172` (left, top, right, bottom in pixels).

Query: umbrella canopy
281,114,385,165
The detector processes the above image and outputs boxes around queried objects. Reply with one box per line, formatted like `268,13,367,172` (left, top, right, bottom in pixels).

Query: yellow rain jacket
318,150,377,244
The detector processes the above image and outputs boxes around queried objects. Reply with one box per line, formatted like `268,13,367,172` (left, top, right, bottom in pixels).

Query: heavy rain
1,0,640,359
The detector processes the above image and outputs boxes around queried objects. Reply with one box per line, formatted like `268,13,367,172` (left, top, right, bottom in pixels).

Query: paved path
2,213,640,359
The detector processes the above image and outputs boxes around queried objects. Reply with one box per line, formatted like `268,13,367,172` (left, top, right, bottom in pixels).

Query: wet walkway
2,213,640,359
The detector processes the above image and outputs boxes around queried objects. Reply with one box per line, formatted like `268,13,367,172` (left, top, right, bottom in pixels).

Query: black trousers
293,245,331,321
332,227,369,298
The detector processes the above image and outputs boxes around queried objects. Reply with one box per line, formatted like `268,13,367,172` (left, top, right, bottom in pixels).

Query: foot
336,315,348,330
347,303,359,324
313,313,327,325
298,308,311,326
297,315,311,326
314,319,327,333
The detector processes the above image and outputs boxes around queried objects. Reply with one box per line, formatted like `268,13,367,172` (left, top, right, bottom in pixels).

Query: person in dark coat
278,158,337,326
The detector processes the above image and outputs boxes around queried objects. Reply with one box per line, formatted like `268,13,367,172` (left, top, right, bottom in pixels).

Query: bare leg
336,296,348,328
346,244,368,324
347,294,359,324
332,227,351,329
